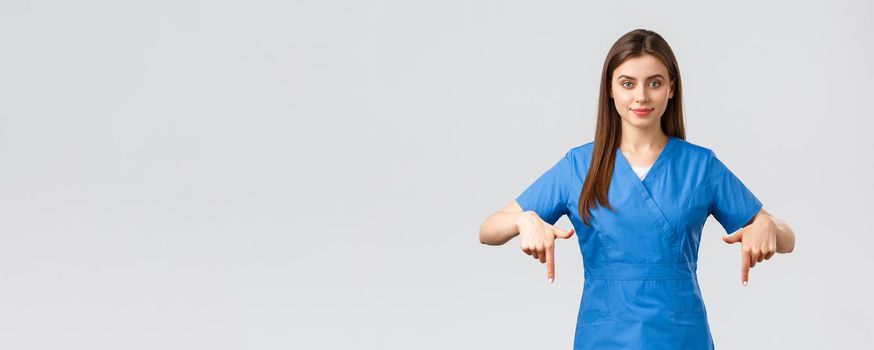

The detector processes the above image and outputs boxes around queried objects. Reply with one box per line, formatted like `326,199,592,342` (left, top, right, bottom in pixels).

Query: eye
621,81,632,88
649,81,662,88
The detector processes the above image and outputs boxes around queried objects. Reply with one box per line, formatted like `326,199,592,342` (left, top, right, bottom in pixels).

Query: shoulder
671,137,729,177
567,140,595,157
671,137,716,159
564,141,595,168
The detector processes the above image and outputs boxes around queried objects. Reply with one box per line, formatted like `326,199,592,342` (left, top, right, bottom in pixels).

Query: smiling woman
478,28,795,350
613,67,673,122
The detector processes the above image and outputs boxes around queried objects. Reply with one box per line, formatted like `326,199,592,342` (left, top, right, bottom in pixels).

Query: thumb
553,226,575,239
723,231,743,244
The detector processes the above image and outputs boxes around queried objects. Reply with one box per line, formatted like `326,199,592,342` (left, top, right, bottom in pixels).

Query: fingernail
743,280,748,286
548,277,554,284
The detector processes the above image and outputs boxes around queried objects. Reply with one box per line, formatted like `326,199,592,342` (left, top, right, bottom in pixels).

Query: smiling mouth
631,108,653,117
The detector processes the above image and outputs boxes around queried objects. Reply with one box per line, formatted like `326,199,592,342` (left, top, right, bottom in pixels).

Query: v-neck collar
613,136,679,238
615,136,676,188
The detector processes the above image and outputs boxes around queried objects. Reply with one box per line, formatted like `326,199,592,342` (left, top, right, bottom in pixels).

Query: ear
669,79,675,99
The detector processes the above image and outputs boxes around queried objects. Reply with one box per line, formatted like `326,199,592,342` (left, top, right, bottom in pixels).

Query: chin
623,117,656,129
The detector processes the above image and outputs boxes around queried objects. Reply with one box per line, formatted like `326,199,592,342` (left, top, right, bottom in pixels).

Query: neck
620,126,668,152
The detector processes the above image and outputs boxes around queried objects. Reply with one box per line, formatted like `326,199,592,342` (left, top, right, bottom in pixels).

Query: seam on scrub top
700,148,757,233
683,152,727,226
584,276,699,281
683,150,720,216
682,180,711,216
569,149,599,233
562,151,573,220
680,179,712,258
697,163,759,234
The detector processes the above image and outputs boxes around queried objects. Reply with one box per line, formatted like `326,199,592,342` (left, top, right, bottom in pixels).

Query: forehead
613,54,668,78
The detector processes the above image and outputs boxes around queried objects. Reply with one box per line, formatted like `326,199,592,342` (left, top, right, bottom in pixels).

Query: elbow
783,237,796,254
478,222,490,245
478,218,503,246
479,235,492,245
776,219,796,254
479,225,497,246
479,233,495,246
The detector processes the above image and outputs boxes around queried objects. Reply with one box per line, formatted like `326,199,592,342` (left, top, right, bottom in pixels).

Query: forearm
479,211,533,246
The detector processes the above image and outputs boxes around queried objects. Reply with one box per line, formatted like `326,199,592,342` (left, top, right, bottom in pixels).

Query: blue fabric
514,136,762,349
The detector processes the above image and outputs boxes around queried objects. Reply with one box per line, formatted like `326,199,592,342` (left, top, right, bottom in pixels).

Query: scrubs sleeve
707,151,763,234
514,151,572,225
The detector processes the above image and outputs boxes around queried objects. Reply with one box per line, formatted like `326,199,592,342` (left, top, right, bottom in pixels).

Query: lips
631,108,653,117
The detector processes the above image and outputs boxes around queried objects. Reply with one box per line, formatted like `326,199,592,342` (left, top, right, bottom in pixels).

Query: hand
516,211,575,284
722,215,779,286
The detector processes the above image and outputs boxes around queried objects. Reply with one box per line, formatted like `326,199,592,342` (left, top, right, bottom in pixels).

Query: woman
478,29,796,349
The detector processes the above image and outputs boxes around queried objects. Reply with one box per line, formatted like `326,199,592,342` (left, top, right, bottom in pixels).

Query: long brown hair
578,29,686,226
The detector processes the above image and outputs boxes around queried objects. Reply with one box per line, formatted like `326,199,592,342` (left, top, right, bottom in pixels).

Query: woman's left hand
722,214,779,286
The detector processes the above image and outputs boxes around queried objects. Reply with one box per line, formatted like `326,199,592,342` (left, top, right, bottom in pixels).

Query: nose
634,85,649,104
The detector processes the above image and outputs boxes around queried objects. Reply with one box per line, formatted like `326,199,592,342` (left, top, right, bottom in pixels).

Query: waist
583,261,697,280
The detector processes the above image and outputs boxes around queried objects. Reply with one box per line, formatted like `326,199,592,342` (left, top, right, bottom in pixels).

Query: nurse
479,29,796,349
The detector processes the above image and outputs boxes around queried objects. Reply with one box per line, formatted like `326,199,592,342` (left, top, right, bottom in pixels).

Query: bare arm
479,200,531,246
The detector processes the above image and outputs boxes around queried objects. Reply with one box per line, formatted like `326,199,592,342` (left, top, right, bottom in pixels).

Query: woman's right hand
515,211,575,284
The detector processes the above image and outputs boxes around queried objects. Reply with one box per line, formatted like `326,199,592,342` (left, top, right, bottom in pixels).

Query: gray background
1,0,871,349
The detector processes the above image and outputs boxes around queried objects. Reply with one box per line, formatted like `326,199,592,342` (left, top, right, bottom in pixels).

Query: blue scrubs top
515,136,762,349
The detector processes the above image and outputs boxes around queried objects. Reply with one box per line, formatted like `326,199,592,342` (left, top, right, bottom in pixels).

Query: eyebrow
616,74,665,81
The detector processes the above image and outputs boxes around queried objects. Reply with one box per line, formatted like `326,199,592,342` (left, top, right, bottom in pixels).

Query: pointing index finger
741,249,750,286
546,244,555,284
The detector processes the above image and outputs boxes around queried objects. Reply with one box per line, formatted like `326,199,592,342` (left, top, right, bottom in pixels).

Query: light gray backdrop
1,0,871,349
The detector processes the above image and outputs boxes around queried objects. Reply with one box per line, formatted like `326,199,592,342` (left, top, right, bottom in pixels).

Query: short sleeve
515,150,572,225
707,150,763,234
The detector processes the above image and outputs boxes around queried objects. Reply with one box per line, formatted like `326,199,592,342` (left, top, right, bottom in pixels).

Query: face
609,54,675,132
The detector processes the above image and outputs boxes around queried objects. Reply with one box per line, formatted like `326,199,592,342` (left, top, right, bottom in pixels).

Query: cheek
612,97,627,112
612,90,629,104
